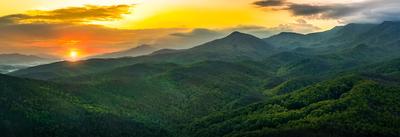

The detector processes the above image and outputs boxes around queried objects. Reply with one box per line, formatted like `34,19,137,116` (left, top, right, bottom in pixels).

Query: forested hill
0,74,169,137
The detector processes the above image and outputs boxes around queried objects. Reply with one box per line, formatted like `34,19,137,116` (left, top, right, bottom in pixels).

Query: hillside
186,58,400,137
188,73,400,137
0,74,169,137
3,57,400,137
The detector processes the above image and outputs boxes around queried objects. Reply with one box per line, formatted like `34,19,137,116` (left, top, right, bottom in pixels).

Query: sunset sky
0,0,399,59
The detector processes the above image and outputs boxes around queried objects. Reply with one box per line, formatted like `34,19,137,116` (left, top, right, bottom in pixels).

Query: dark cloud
253,0,286,7
0,14,29,24
287,4,329,16
287,3,360,19
252,0,359,19
253,0,400,22
253,0,361,19
0,5,133,24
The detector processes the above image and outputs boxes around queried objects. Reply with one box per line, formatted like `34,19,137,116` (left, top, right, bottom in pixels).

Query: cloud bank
253,0,400,23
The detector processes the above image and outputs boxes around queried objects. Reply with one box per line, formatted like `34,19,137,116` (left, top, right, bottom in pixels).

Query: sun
69,50,79,61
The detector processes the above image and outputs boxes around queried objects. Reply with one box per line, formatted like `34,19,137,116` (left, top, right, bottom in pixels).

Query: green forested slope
188,74,400,137
0,74,169,137
6,56,400,137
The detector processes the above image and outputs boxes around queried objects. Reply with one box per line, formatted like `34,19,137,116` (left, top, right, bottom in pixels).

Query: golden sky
0,0,341,29
0,0,397,59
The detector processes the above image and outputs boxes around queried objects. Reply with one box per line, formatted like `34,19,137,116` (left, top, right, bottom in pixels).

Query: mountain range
2,21,400,137
0,53,59,73
88,44,159,59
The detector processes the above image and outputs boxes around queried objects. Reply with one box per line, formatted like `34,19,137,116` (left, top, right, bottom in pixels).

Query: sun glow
69,50,79,61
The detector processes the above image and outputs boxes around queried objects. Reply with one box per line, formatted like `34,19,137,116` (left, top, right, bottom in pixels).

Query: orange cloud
0,4,133,24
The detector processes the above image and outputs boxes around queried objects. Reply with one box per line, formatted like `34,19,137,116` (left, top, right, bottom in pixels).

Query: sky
0,0,399,59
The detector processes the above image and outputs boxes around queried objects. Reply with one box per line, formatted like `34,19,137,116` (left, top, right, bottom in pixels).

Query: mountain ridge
89,44,159,59
0,53,57,65
10,31,277,79
0,53,59,73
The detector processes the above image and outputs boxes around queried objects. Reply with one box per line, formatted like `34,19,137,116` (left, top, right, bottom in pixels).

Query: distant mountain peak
123,44,155,52
89,44,158,59
221,31,265,43
0,53,59,60
228,31,245,36
0,53,43,59
226,31,256,38
1,53,21,56
134,44,153,49
0,53,58,66
277,32,304,36
188,31,275,59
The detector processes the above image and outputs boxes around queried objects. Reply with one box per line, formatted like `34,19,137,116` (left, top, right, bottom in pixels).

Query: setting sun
69,50,79,61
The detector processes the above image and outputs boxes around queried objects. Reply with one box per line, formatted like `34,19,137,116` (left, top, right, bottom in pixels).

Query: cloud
253,0,400,22
150,29,224,49
0,14,29,25
346,0,400,23
286,3,361,19
287,4,332,17
222,21,320,37
276,19,321,33
222,25,286,38
296,19,306,24
0,4,133,24
253,0,361,19
253,0,286,7
170,28,221,37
